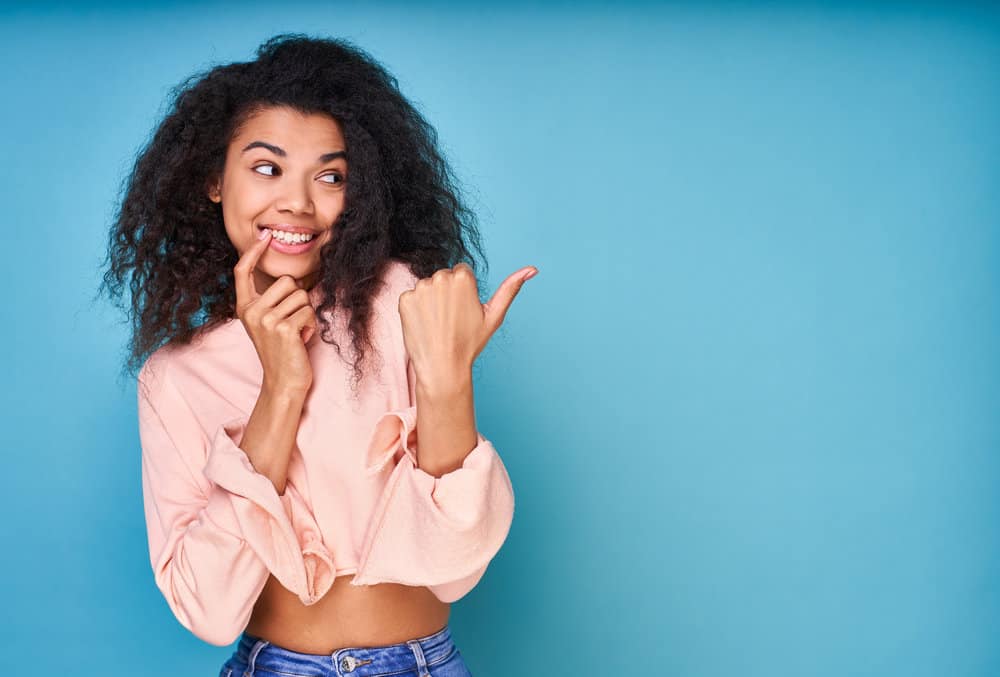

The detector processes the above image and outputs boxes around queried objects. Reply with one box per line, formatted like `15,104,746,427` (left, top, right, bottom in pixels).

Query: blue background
1,1,998,675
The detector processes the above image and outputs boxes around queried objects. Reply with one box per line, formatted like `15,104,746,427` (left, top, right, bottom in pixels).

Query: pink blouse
135,259,515,646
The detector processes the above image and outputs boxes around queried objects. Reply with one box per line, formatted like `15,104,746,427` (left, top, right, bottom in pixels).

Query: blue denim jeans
218,624,473,677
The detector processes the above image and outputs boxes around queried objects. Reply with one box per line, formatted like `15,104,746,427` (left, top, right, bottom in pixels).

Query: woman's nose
275,180,314,213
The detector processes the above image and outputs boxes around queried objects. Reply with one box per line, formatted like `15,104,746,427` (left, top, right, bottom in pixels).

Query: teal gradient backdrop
1,2,997,675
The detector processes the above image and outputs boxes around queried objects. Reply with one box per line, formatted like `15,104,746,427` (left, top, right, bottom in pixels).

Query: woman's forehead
232,105,345,151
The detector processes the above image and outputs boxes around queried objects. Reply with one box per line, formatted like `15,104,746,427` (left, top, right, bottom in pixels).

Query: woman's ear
206,176,221,203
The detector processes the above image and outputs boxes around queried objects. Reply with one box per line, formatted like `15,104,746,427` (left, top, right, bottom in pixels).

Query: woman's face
208,105,348,296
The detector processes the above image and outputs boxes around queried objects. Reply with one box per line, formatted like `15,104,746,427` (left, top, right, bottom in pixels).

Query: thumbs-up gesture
398,263,538,388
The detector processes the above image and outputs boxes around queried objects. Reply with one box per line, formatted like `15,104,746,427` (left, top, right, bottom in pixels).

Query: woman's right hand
234,230,318,395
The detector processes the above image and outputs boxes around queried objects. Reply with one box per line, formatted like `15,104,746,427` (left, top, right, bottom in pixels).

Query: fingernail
522,268,538,281
258,228,270,240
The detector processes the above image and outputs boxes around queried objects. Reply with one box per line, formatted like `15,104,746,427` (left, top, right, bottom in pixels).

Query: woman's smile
260,226,323,254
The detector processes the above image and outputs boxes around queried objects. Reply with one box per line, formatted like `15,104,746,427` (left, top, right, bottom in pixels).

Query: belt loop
407,638,431,677
245,638,270,677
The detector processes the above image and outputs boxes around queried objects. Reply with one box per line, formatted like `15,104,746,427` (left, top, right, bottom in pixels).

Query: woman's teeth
261,228,315,244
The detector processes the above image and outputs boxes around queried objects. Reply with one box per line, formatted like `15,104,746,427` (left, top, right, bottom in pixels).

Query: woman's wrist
261,377,310,404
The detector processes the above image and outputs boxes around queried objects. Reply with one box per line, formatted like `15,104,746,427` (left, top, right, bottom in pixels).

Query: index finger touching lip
235,228,271,303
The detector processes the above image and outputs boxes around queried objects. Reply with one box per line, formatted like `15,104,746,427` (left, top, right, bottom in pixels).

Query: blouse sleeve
351,348,516,603
137,361,336,646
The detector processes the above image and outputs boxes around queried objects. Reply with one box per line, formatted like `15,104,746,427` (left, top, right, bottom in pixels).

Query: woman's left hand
399,263,538,387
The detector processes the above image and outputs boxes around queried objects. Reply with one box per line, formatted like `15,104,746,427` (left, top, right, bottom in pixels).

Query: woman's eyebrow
241,140,347,163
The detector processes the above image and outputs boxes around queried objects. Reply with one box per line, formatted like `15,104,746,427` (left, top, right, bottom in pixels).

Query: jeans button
340,655,357,672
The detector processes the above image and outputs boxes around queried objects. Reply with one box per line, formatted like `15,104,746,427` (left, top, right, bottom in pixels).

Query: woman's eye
252,164,342,185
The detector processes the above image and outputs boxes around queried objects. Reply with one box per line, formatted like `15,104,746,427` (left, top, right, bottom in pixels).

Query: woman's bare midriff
243,572,450,654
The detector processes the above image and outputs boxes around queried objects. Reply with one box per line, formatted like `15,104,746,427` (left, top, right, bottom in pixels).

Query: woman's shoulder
376,258,420,309
390,257,420,284
137,319,247,398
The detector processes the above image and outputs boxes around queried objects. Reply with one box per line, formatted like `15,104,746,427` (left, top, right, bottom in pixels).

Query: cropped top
135,259,515,646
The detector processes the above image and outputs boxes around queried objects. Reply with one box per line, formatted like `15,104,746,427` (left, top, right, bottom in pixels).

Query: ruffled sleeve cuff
202,416,337,605
352,406,515,603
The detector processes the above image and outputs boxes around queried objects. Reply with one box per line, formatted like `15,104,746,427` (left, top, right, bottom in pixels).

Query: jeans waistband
235,624,455,676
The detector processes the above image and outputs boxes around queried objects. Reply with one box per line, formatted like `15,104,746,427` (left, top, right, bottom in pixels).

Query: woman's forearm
238,383,307,495
414,366,478,478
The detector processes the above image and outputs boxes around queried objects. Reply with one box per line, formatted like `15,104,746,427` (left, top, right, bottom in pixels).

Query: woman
100,33,537,676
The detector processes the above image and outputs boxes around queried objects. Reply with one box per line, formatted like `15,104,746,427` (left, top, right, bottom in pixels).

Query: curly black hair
97,32,487,394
